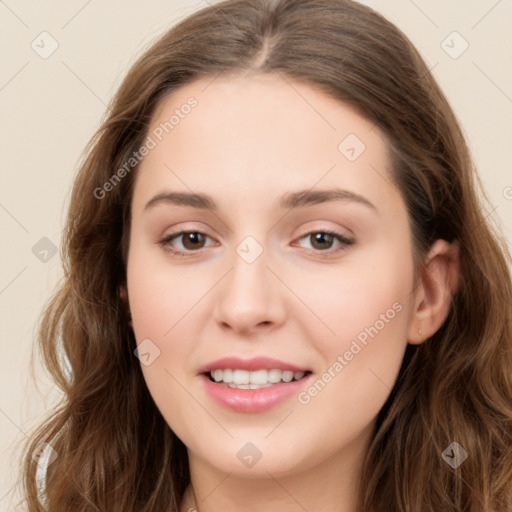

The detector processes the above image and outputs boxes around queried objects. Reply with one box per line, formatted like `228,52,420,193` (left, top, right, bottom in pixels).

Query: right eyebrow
144,191,216,211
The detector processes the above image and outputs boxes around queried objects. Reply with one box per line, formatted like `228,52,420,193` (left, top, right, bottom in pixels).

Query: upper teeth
210,369,305,386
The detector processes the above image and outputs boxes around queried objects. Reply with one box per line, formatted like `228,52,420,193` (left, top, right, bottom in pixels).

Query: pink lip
200,373,313,413
197,356,309,374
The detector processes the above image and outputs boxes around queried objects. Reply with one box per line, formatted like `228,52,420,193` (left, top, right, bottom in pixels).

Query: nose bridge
213,233,286,332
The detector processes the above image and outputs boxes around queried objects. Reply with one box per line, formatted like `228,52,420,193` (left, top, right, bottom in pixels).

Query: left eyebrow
143,187,378,213
280,188,377,213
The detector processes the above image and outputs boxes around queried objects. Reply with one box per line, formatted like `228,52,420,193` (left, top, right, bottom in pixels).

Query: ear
407,239,460,345
119,284,133,328
119,284,128,302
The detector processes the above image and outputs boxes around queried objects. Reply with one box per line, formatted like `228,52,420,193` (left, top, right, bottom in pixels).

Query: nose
212,239,287,336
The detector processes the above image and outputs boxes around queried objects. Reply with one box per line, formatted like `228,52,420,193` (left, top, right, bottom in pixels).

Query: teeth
248,369,268,385
209,368,306,387
268,369,282,383
282,370,294,383
227,383,274,389
233,369,250,385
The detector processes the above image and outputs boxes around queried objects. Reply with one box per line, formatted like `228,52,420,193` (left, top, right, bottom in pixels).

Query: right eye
158,231,216,256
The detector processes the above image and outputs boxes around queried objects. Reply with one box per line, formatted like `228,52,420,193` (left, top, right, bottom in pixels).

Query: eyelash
157,229,354,257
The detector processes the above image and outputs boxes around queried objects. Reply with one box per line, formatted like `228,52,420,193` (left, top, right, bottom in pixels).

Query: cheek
126,244,220,399
126,251,202,434
296,251,413,424
126,245,190,392
296,247,412,350
126,244,204,340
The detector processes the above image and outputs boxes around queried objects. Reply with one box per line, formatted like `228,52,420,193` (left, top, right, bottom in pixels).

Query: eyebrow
143,187,377,213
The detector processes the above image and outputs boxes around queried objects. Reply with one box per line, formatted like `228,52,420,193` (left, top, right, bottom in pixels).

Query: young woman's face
126,73,418,478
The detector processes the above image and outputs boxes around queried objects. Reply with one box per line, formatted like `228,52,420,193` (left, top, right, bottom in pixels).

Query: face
126,73,417,478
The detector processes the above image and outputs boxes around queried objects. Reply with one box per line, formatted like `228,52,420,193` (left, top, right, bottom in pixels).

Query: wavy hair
19,0,512,510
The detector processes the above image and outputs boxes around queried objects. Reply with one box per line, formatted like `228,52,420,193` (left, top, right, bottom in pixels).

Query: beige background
1,0,511,509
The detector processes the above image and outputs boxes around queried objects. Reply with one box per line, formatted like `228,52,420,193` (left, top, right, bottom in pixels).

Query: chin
189,436,321,479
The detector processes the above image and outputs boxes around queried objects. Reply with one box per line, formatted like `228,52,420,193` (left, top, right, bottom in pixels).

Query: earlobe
119,285,128,302
119,285,133,328
407,239,460,345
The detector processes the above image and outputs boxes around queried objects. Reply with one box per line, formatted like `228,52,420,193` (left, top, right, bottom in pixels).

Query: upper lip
198,356,310,374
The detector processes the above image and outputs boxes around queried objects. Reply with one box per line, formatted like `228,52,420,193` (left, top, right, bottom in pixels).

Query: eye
158,231,215,256
294,230,354,254
158,229,354,257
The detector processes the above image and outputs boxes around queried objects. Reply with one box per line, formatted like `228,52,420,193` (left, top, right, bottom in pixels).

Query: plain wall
1,0,511,509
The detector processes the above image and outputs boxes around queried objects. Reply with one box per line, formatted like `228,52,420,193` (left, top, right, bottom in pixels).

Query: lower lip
200,373,312,413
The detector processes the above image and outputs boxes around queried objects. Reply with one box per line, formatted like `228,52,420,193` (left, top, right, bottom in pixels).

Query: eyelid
295,225,353,242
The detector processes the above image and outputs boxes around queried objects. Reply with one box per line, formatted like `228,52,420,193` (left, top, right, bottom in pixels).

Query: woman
20,0,512,510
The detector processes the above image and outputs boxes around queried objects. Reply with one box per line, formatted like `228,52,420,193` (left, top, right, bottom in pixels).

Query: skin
123,73,459,512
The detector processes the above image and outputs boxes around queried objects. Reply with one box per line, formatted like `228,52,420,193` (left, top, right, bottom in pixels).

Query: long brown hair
19,0,512,510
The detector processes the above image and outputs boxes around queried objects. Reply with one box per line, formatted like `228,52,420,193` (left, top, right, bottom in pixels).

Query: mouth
200,368,314,412
204,368,313,389
198,356,314,411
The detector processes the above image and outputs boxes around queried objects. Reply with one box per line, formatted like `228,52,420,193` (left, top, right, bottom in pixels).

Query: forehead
148,72,380,154
132,73,400,218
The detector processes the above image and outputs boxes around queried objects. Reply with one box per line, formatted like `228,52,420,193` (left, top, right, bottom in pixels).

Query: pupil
313,233,332,249
184,232,203,249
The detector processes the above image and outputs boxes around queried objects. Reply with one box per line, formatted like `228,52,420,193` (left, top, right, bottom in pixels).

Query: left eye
158,230,354,256
295,230,354,253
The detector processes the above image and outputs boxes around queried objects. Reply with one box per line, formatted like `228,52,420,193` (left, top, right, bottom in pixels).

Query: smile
208,368,309,388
